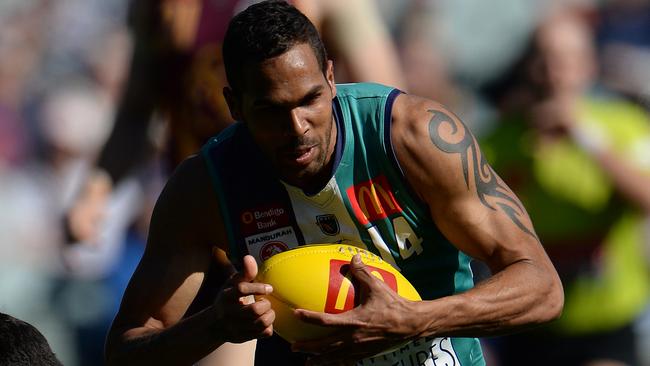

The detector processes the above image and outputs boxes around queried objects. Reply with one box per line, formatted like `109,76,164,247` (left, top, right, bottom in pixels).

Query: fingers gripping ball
255,244,421,343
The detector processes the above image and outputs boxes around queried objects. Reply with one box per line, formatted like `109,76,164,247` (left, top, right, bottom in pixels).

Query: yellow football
255,243,421,343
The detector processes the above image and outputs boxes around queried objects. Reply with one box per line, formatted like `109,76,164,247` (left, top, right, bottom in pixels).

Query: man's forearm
412,259,563,338
106,304,226,366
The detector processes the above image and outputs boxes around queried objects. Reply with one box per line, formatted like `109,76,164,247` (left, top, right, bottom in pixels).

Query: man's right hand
213,255,275,343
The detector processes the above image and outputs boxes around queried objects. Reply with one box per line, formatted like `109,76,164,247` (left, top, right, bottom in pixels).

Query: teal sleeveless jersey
202,82,484,365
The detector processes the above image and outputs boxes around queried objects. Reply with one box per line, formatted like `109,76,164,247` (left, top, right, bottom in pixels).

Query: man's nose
286,108,309,136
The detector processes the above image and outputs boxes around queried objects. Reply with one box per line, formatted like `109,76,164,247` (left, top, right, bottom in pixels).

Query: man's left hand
291,255,423,366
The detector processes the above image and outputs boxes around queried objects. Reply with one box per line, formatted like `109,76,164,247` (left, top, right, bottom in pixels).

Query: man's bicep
110,157,220,333
429,178,542,271
112,241,208,333
393,96,541,268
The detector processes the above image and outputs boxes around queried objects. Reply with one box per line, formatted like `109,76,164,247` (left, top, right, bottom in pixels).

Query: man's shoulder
202,122,246,150
167,154,213,194
389,93,442,131
162,154,225,242
335,82,398,100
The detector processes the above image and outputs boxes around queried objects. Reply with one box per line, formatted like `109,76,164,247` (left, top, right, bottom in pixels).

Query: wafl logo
259,241,289,261
316,214,340,236
324,259,398,313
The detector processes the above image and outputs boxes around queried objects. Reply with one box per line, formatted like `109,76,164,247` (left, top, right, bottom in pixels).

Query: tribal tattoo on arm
427,108,538,240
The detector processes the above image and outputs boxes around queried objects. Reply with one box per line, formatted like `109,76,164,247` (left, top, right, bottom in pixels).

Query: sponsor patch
240,204,290,236
244,226,298,262
259,241,289,261
356,336,461,366
346,175,403,225
316,214,340,236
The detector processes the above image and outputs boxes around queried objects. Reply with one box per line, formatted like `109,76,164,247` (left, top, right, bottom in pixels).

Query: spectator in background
597,0,650,108
404,0,541,89
294,0,406,90
482,7,650,365
394,0,489,138
1,1,136,364
396,0,460,109
4,78,132,366
383,0,546,141
0,312,62,366
0,0,47,170
597,3,650,362
65,0,243,248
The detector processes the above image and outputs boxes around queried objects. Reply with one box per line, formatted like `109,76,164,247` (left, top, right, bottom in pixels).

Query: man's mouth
281,145,316,166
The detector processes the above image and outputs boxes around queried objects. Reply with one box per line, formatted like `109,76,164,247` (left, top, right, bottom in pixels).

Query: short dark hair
0,313,62,366
223,0,328,91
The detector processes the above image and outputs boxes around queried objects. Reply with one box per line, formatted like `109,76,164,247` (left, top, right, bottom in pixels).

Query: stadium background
1,0,649,364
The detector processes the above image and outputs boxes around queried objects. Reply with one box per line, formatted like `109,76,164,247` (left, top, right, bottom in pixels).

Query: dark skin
105,43,563,366
223,44,339,191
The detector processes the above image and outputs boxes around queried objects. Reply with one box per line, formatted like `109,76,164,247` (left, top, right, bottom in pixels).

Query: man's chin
278,170,311,188
277,164,320,188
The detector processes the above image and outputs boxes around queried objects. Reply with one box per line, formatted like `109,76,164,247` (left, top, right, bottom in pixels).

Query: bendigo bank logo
240,204,288,235
324,259,398,314
346,175,403,225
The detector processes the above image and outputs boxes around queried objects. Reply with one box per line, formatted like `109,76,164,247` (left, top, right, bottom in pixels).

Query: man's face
227,43,337,188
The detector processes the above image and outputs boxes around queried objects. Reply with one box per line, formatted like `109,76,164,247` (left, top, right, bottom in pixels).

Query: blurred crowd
1,0,650,365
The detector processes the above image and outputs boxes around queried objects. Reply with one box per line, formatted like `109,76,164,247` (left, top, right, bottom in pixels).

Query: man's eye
303,93,321,106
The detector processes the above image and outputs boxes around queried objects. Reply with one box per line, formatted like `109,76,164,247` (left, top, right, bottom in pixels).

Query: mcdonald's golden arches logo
346,175,403,225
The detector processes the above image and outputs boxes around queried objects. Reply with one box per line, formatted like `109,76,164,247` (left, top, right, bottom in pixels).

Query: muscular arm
391,94,563,336
105,156,273,365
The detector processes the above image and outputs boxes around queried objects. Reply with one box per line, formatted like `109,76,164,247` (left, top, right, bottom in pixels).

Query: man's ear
223,86,243,121
326,60,336,98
